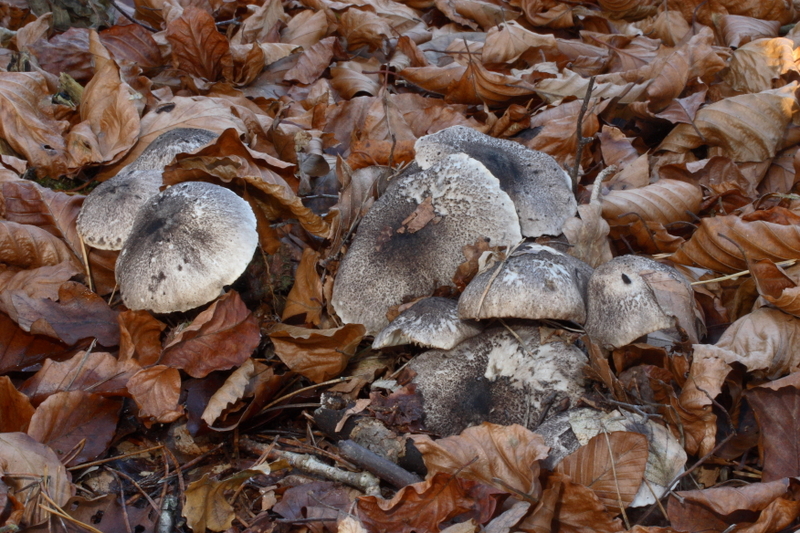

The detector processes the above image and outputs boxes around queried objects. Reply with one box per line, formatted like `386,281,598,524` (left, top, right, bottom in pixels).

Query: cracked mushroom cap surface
414,125,577,237
409,324,587,436
584,255,698,349
77,128,218,250
331,153,522,335
458,244,593,323
372,297,483,350
116,181,257,313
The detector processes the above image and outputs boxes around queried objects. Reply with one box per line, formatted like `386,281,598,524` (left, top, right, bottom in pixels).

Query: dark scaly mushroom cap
415,125,577,237
372,297,483,350
116,181,257,313
331,153,522,335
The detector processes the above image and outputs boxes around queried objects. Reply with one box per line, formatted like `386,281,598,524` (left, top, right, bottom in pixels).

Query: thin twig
570,76,596,193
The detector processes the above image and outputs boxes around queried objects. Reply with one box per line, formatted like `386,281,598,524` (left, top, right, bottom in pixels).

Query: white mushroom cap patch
584,255,699,349
458,244,593,323
331,153,522,335
409,324,587,436
372,297,483,350
77,128,219,251
116,181,258,314
415,125,577,237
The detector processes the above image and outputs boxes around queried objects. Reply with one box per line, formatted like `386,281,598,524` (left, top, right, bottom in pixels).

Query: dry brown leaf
201,358,256,426
161,291,260,379
667,478,795,533
20,350,139,404
526,98,609,169
166,7,232,82
117,310,166,366
282,247,323,325
653,88,708,125
281,9,329,48
719,15,782,48
0,220,80,270
658,83,798,163
99,23,163,74
27,26,93,82
233,0,286,45
269,323,365,383
66,31,140,169
411,423,549,497
482,20,557,65
747,372,800,481
715,307,800,379
517,472,624,533
0,432,73,525
339,7,392,52
0,375,34,432
671,345,730,456
184,470,267,533
126,365,184,425
670,214,800,274
724,38,796,94
445,60,538,106
285,36,337,85
602,179,702,228
535,69,649,105
330,58,383,99
401,63,467,96
357,473,499,533
556,431,648,511
562,187,613,268
0,71,69,177
27,390,121,466
228,43,268,87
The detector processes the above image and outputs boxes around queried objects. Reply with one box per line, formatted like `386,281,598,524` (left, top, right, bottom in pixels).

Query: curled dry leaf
281,9,329,48
0,220,80,269
723,38,796,94
715,307,800,379
658,83,799,162
99,24,163,74
748,260,800,318
339,8,392,52
126,365,184,425
201,358,256,426
161,291,261,379
556,431,649,512
117,310,166,366
0,375,35,432
282,247,323,325
285,36,337,85
411,423,549,497
0,432,73,525
746,372,800,481
0,72,69,177
66,31,140,169
268,323,365,383
20,350,139,404
601,179,702,227
27,390,121,466
670,214,800,274
667,478,797,533
446,60,537,106
357,473,500,533
482,20,557,65
184,470,268,533
166,7,232,82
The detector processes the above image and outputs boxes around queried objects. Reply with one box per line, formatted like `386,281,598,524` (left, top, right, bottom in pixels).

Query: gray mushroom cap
331,153,522,336
409,324,587,436
584,255,699,349
415,125,577,237
116,181,258,313
372,297,483,350
77,128,218,251
458,244,594,323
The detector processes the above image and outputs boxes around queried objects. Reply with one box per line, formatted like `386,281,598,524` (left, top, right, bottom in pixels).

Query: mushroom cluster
77,129,258,314
333,125,700,437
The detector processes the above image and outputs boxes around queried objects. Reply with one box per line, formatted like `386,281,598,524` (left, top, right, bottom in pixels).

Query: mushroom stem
79,234,94,293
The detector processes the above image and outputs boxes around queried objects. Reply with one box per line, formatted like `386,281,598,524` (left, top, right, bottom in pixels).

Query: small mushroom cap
116,181,258,313
332,153,522,335
77,128,218,251
372,297,483,350
584,255,698,349
125,128,219,172
77,169,162,250
458,244,593,323
409,324,587,436
415,126,577,237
